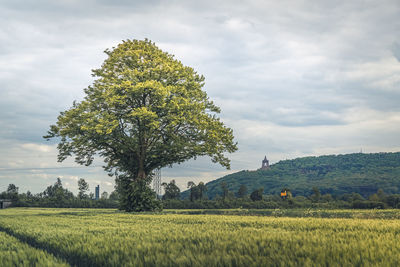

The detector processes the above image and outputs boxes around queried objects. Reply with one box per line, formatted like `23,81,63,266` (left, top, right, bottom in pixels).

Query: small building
280,189,292,200
0,199,12,209
260,156,270,170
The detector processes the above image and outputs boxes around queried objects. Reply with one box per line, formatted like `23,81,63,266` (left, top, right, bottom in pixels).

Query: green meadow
1,208,400,266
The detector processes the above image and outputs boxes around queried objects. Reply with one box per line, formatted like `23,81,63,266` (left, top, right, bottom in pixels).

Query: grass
163,208,400,219
0,230,68,267
1,208,400,266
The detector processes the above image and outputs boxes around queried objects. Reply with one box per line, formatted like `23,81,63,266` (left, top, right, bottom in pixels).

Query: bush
352,201,386,209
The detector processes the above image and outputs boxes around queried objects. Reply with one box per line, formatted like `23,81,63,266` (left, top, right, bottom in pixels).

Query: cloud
0,0,399,193
20,143,53,153
392,42,400,62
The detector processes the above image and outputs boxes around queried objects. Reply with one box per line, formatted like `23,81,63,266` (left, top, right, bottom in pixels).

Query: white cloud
20,143,54,153
0,0,399,193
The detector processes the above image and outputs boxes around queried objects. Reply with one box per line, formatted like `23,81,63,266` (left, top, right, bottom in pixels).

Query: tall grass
0,231,68,266
1,208,400,266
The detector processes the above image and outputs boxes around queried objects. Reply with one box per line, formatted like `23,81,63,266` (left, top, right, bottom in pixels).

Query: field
1,208,400,266
0,231,68,266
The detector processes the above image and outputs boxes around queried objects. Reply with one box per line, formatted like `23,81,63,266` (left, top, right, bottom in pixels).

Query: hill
183,152,400,199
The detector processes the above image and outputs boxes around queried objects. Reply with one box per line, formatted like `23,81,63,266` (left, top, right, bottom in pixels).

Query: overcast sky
1,0,399,194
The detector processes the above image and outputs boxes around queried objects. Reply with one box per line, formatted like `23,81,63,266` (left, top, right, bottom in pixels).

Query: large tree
45,39,237,211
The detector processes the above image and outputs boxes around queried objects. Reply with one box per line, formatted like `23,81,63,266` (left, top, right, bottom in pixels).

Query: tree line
3,178,400,210
161,180,400,209
0,178,118,208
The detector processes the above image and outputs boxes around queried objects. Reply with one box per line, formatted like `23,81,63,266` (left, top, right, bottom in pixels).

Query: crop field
1,208,400,266
0,231,68,266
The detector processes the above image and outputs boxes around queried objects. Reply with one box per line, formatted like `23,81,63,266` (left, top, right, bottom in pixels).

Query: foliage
187,181,207,201
0,184,20,201
250,187,263,201
116,175,161,212
237,184,247,198
2,208,400,266
165,187,400,210
109,191,119,201
4,177,400,210
44,39,237,211
310,186,321,202
7,184,18,198
0,179,118,209
101,191,108,199
352,200,386,209
41,178,74,205
162,180,180,200
77,178,89,199
197,182,207,200
220,181,229,200
197,152,400,199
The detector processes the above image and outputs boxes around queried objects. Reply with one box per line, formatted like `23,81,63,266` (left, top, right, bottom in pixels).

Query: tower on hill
260,156,270,170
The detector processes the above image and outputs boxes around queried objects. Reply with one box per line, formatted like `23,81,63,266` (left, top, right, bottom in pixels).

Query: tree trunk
138,169,146,180
137,157,146,180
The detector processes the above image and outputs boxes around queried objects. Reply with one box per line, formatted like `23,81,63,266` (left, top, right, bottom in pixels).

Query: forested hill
190,152,400,199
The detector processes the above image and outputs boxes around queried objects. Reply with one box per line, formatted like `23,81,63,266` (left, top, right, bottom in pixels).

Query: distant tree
250,187,264,201
220,182,229,200
311,187,321,202
369,193,379,202
162,180,181,200
187,181,207,201
377,189,386,201
187,181,197,202
109,190,119,201
6,184,19,201
351,193,364,202
187,181,195,188
368,189,387,204
385,195,400,208
89,192,94,199
340,192,364,202
101,191,109,199
237,185,248,198
227,191,235,200
26,191,33,198
321,194,333,202
42,178,74,204
77,178,89,199
7,184,18,194
55,178,62,188
197,182,208,200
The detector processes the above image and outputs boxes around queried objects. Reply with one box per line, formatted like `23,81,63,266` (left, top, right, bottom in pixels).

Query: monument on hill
260,156,270,170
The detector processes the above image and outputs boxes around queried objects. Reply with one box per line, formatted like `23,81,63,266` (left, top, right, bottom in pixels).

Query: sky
0,0,399,195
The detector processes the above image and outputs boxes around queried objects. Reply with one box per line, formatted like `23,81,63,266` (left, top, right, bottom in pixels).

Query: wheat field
0,208,400,266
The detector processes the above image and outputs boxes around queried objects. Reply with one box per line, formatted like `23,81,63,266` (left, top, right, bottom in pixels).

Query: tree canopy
45,39,237,210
